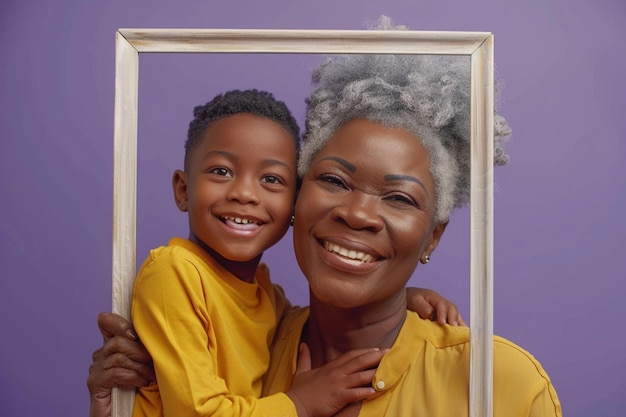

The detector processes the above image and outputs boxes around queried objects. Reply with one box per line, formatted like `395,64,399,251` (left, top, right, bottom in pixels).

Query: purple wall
1,1,624,416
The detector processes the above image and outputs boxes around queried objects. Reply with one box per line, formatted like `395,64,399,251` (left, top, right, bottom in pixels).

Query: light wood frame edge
111,28,495,417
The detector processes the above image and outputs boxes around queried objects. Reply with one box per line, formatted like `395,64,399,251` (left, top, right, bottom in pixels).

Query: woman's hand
406,287,466,326
87,312,155,417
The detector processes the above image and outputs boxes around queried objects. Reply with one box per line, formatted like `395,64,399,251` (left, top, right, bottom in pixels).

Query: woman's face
293,118,447,309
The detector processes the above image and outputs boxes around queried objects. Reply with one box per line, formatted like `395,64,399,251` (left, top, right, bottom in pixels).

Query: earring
422,255,430,264
290,215,295,226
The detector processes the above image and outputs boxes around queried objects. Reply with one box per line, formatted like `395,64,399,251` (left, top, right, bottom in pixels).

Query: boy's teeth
225,216,255,225
324,242,374,263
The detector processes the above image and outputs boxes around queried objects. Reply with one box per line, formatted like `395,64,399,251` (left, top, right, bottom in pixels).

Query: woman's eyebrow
385,174,429,196
319,156,356,172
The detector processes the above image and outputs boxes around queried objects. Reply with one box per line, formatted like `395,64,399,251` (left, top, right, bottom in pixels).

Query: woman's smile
316,236,382,274
323,240,377,264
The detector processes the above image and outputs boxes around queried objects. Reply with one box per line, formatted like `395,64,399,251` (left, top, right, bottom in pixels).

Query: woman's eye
319,174,347,189
209,167,231,177
386,194,417,207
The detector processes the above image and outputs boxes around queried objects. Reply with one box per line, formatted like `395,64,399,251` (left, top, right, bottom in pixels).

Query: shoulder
492,335,556,389
255,263,283,300
427,320,554,387
492,336,562,415
147,238,204,264
405,312,471,349
139,238,214,274
255,262,273,287
407,313,554,385
401,314,561,415
276,307,309,337
134,239,217,293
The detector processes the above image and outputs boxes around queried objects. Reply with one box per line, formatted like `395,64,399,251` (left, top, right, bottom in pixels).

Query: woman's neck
303,291,407,369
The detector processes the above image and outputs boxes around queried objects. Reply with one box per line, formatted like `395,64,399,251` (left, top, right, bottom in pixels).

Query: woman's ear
172,170,189,212
421,220,449,263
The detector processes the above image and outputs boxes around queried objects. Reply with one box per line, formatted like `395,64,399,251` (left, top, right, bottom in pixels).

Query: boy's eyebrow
261,158,293,172
204,150,293,172
204,150,233,158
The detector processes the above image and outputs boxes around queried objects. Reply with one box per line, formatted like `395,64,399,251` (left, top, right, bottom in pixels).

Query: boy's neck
189,234,262,283
303,291,407,369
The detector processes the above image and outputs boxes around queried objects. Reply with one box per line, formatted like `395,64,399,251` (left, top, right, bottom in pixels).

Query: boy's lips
218,215,264,231
219,215,263,226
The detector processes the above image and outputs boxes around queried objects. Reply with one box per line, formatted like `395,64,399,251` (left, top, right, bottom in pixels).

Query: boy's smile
173,113,298,270
220,215,262,226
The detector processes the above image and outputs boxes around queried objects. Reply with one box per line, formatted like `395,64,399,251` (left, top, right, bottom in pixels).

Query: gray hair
299,17,511,222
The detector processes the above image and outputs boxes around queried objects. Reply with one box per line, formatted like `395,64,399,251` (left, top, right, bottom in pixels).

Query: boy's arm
406,287,466,326
132,255,296,417
135,255,380,417
285,344,383,417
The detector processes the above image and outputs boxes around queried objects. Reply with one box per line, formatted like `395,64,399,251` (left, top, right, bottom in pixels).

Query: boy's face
174,113,297,262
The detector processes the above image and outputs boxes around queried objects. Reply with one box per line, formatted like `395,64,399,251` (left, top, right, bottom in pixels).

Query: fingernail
126,330,137,340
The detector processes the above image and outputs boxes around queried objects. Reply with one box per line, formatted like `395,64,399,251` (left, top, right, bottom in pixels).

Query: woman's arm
86,313,155,417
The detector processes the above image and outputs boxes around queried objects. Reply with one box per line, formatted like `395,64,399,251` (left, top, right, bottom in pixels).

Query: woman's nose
332,192,383,232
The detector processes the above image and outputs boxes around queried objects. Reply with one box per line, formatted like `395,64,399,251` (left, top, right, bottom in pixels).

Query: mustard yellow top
132,238,296,417
264,309,562,417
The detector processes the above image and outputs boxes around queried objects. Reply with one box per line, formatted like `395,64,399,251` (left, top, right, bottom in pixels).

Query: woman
260,50,560,415
89,23,561,417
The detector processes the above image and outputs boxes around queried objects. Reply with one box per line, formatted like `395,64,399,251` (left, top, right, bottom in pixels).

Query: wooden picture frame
112,28,495,417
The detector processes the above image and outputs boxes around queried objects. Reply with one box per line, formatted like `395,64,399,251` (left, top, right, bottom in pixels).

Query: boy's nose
226,178,260,204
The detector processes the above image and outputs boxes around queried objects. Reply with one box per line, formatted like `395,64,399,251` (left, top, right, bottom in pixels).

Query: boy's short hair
185,89,301,170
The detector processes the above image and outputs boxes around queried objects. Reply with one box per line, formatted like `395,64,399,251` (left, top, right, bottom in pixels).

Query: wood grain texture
470,34,495,417
111,28,495,417
111,31,139,417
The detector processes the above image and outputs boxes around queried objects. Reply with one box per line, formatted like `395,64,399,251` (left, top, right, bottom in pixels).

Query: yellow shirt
264,309,562,417
132,238,296,417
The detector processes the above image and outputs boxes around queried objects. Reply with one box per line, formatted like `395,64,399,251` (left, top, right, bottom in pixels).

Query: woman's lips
323,241,376,263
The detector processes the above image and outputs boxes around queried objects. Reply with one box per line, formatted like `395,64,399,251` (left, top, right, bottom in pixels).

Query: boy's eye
262,175,282,185
209,167,231,177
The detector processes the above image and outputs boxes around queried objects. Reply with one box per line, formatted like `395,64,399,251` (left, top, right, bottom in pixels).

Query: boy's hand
87,313,155,417
406,287,466,326
287,344,384,417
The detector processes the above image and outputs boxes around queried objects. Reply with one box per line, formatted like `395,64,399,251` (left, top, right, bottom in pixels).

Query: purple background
1,1,624,416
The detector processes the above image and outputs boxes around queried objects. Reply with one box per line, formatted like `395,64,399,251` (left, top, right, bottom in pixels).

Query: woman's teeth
324,241,374,263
